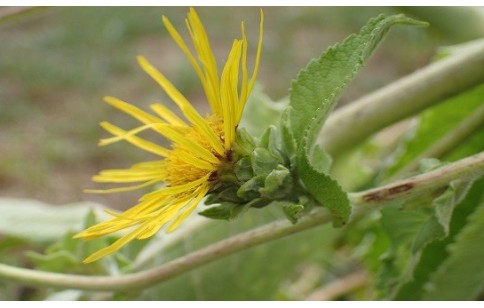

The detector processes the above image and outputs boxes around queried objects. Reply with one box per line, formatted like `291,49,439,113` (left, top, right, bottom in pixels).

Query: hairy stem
1,152,483,291
350,152,484,215
320,39,484,155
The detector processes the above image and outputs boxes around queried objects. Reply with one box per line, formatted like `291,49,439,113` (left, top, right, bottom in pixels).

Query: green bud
259,126,285,164
235,156,254,182
251,147,279,176
237,175,265,200
232,128,256,157
259,165,293,199
199,202,249,221
281,202,305,224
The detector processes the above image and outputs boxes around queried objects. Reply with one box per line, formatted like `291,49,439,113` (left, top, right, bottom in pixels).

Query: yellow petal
137,55,225,156
104,96,161,125
150,103,187,126
93,168,163,183
166,184,208,232
83,227,145,263
100,121,170,157
84,178,160,194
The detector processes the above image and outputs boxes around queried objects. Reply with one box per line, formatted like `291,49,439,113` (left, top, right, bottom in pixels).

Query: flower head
75,8,263,263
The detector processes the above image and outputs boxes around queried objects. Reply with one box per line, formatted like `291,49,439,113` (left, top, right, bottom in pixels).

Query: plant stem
0,210,332,291
320,39,484,156
390,104,484,180
350,151,484,215
1,152,483,291
304,271,369,301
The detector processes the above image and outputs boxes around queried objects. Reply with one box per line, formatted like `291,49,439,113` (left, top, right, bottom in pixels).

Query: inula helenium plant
2,7,480,300
75,8,429,264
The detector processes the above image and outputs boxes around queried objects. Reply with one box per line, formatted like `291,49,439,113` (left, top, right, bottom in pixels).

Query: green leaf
140,208,341,300
259,165,293,199
288,14,425,226
280,202,305,224
25,209,113,275
298,151,350,226
423,186,484,300
199,203,249,221
376,179,474,299
279,108,297,168
445,127,484,162
0,198,108,243
289,14,427,152
394,178,484,300
383,84,484,179
26,250,79,273
251,147,281,177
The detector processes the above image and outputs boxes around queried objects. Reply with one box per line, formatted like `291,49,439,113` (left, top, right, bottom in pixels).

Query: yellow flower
75,8,264,263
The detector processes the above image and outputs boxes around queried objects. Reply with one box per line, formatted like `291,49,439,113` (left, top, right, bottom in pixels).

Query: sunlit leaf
0,198,108,243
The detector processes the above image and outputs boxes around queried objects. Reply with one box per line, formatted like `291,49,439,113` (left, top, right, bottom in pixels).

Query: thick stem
1,152,483,291
320,39,484,155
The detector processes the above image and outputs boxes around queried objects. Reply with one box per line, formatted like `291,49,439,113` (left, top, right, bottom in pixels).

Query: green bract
202,14,427,226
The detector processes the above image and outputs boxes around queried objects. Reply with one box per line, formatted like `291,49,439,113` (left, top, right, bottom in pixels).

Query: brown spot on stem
363,182,414,202
389,183,413,194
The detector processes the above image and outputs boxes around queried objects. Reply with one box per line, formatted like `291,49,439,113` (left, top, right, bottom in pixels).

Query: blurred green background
1,6,482,210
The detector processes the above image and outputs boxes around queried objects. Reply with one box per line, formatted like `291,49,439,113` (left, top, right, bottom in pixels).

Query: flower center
162,115,226,187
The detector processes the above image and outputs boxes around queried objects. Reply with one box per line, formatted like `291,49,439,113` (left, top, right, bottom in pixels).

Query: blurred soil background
1,7,482,210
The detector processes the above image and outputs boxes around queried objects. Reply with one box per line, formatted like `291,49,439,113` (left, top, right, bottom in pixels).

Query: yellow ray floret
76,8,264,263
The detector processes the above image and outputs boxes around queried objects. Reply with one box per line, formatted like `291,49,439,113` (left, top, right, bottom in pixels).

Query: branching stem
1,152,482,291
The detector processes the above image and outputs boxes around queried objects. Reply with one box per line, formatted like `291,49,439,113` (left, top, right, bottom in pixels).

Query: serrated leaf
289,14,427,152
298,150,350,226
423,187,484,300
289,14,424,226
394,178,484,300
376,179,474,299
